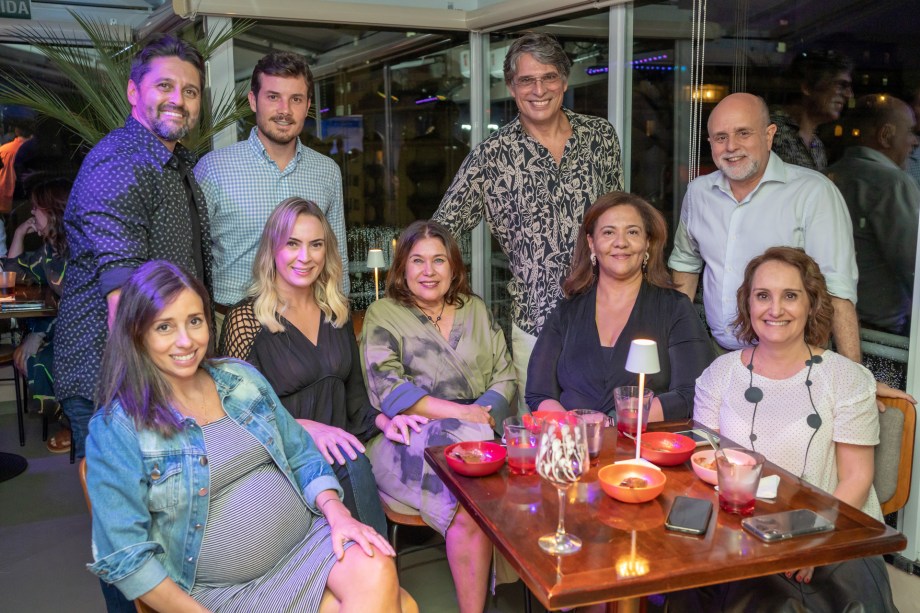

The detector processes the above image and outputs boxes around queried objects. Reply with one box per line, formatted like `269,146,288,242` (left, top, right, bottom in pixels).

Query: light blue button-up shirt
194,128,349,305
669,152,857,350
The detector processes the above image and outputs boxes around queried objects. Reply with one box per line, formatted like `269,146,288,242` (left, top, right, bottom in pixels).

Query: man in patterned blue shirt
195,52,348,311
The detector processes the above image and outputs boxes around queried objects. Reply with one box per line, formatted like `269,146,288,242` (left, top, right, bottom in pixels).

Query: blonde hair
248,198,349,332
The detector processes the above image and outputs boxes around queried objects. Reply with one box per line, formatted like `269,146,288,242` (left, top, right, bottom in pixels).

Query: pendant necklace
419,301,447,330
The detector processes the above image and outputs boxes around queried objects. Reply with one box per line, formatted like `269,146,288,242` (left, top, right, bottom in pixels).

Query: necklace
744,343,823,478
418,301,446,329
178,374,214,426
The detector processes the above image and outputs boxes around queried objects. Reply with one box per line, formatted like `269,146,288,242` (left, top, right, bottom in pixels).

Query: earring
643,252,649,268
591,253,597,267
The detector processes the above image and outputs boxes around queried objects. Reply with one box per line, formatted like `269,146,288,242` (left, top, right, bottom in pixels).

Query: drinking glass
536,414,589,554
716,448,765,516
614,386,653,436
570,409,605,465
502,416,539,475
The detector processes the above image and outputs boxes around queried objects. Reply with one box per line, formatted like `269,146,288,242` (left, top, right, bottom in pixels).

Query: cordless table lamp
616,339,661,469
366,249,386,300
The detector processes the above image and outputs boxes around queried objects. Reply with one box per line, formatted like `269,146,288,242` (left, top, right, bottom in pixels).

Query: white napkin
756,475,780,499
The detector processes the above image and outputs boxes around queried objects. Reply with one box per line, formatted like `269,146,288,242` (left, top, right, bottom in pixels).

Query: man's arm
671,271,699,302
432,148,485,233
830,296,861,362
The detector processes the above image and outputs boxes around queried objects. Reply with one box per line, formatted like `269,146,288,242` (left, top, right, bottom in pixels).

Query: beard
150,104,194,143
718,154,760,183
256,113,301,146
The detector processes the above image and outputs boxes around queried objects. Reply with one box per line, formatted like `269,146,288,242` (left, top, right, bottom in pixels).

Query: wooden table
0,284,58,319
425,421,907,611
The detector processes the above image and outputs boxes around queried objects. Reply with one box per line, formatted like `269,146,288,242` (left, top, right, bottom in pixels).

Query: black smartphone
665,496,713,535
741,509,835,542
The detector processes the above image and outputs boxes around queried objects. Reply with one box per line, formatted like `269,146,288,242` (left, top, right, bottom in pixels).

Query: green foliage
0,11,254,154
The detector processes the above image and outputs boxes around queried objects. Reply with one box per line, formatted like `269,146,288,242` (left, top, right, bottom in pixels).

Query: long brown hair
97,261,214,436
732,247,834,347
31,178,70,257
385,220,471,308
563,192,672,297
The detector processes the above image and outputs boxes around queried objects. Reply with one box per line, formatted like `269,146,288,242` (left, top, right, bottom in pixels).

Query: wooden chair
379,492,444,575
875,396,916,515
78,459,158,613
0,343,27,446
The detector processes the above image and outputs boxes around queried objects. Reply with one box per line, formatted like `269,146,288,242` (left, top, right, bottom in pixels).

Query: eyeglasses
708,128,762,145
512,73,562,89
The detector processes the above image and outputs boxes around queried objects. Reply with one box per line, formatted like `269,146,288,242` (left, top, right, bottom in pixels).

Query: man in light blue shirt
195,52,348,307
669,93,861,356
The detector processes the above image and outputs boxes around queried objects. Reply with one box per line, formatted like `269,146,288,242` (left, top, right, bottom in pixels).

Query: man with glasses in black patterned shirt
434,32,623,415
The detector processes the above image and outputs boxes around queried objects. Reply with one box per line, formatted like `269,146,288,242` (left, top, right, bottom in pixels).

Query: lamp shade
624,339,661,374
366,249,386,268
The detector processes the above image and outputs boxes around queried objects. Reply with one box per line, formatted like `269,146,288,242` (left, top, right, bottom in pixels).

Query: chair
875,396,916,516
78,459,159,613
379,491,444,575
0,343,27,446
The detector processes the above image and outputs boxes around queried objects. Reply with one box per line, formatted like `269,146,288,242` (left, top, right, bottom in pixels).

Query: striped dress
190,417,347,612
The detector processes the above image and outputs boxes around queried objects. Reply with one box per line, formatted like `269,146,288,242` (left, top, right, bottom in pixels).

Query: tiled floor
1,374,919,612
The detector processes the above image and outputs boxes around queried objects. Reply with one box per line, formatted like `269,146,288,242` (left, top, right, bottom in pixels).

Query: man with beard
56,35,213,460
669,93,862,357
195,51,348,313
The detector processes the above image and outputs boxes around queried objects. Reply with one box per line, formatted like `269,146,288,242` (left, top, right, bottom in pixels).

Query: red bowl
522,410,572,430
444,441,507,477
638,432,696,466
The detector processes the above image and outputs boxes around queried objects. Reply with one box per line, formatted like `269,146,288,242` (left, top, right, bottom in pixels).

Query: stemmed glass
536,414,589,554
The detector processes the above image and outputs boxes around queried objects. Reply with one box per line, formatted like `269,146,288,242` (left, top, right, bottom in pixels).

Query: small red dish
444,441,507,477
522,410,571,430
638,432,696,466
598,463,667,503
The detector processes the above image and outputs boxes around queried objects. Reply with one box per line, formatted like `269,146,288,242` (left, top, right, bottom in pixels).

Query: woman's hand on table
379,413,429,445
296,420,364,465
318,493,396,560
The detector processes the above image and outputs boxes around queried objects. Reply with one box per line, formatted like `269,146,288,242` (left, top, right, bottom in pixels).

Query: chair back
78,459,158,613
875,397,916,516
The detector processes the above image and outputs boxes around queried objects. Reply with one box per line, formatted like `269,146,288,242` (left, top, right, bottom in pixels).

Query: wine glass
536,414,589,554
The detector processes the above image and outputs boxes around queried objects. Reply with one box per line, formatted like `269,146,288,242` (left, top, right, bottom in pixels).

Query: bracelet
319,497,338,513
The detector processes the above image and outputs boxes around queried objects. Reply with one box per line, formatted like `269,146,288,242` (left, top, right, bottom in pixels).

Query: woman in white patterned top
680,246,895,612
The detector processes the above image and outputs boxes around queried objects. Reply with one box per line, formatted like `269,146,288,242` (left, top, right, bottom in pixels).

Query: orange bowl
690,449,718,485
639,432,695,466
522,410,571,430
444,441,506,477
598,463,666,503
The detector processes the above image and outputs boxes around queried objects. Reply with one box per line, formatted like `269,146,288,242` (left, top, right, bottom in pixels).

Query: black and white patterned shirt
770,109,827,172
55,116,212,401
434,108,623,336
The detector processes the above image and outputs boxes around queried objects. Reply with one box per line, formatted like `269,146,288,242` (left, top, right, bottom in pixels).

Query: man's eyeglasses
708,129,760,145
512,73,562,89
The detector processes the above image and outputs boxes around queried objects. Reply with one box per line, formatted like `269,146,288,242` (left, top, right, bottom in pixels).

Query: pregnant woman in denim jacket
84,261,416,613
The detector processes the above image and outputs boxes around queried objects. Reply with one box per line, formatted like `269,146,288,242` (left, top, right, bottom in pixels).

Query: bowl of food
639,432,695,466
445,441,507,477
690,449,718,485
598,463,666,503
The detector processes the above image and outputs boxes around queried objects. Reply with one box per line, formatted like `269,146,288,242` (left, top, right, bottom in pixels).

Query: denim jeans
100,578,136,613
333,453,387,537
62,395,95,459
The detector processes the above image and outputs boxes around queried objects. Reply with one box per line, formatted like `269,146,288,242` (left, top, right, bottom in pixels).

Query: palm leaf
0,12,255,152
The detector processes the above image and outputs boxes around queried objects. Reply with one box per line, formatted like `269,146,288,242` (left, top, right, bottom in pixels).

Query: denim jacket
85,359,342,600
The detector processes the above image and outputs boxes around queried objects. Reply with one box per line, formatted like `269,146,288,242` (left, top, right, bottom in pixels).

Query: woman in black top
527,192,713,421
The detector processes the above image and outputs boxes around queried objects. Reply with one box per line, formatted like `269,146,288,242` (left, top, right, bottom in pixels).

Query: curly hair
732,247,834,347
385,220,471,308
248,198,348,333
30,177,71,257
563,191,673,297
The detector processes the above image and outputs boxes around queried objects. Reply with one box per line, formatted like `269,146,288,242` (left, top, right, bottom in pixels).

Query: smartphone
665,496,713,535
741,509,835,542
675,429,719,447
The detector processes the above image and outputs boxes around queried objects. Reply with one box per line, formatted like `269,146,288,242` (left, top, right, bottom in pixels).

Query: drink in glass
614,386,653,436
571,409,605,465
536,414,588,554
716,448,765,516
503,416,539,475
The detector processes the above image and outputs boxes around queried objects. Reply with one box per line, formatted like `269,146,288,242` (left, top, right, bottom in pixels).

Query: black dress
526,282,714,420
219,301,386,535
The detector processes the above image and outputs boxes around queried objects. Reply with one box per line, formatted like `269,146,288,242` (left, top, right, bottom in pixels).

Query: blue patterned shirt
194,128,349,305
